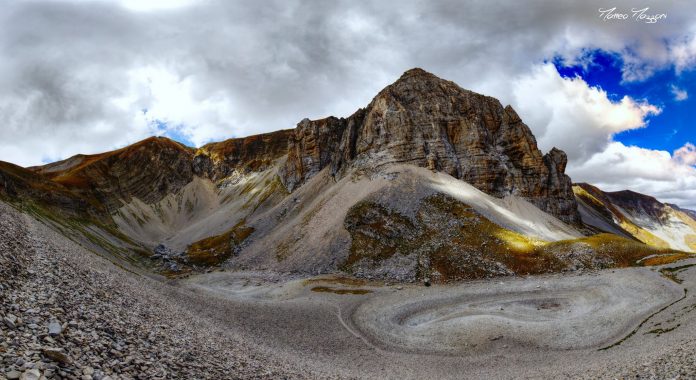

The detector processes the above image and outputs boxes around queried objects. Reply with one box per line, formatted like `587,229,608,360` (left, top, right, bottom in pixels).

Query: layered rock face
197,129,293,180
281,116,354,191
28,131,293,213
281,68,580,224
39,137,197,212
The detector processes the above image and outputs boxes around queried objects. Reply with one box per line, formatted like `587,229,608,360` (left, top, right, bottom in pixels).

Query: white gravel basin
350,269,683,353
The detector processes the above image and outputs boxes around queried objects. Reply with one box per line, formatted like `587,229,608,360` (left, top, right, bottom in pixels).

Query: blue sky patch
149,118,195,147
554,50,694,154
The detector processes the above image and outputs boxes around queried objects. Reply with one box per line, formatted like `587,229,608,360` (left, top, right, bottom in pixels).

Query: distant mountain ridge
574,183,696,252
1,68,692,282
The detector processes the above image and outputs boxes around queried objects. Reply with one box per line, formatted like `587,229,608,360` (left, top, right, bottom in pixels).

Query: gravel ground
350,269,682,354
3,200,696,379
0,202,310,380
185,261,696,379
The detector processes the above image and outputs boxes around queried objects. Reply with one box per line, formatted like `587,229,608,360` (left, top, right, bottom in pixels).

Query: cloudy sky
1,0,695,207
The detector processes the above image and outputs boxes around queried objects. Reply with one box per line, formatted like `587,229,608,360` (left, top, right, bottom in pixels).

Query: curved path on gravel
349,270,682,353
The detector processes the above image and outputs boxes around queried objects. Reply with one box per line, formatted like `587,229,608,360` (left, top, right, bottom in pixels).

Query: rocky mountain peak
281,68,581,224
374,67,493,120
399,67,431,77
387,67,451,92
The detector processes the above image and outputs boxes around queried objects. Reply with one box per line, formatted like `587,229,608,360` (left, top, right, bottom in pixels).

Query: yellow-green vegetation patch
640,253,693,266
310,286,372,295
544,233,680,267
684,234,696,252
573,185,606,209
185,220,255,266
618,220,670,249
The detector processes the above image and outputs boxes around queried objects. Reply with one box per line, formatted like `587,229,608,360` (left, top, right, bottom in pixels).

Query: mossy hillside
545,233,682,267
0,161,106,217
185,220,255,266
343,193,691,283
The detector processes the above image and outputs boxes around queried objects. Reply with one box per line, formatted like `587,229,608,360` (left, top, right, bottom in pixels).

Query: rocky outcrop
281,68,580,224
40,137,196,212
29,131,293,212
281,117,349,191
199,129,293,180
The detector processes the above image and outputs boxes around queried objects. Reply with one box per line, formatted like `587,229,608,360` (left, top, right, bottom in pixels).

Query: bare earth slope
0,202,310,379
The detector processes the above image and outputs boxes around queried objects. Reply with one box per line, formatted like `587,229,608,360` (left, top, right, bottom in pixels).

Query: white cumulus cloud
512,64,660,161
674,143,696,166
568,142,696,209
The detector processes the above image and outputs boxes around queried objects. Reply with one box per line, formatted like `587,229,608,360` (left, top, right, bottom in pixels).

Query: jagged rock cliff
281,68,580,224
